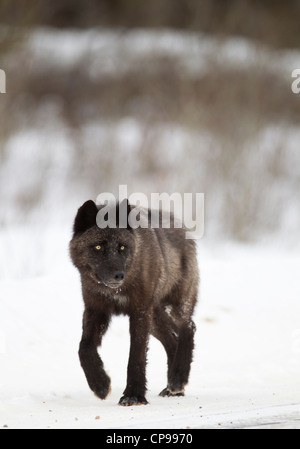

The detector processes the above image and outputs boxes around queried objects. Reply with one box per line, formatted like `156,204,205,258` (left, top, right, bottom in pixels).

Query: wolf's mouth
89,272,123,289
102,281,123,289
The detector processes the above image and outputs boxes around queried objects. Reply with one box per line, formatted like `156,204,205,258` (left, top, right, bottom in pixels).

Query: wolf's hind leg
160,319,196,397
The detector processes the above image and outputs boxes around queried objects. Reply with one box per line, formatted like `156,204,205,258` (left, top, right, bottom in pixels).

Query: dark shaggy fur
69,199,199,406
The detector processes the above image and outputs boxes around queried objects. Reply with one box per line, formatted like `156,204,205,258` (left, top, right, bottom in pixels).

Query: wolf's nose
114,271,125,281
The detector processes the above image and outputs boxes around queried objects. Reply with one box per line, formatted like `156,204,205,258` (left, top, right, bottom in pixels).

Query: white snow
26,27,300,80
0,228,300,429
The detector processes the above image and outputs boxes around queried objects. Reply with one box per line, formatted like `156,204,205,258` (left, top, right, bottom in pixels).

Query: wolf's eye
120,245,125,251
95,245,101,251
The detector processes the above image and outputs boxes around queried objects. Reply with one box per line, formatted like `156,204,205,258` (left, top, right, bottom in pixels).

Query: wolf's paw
91,373,111,400
159,387,185,397
118,395,148,406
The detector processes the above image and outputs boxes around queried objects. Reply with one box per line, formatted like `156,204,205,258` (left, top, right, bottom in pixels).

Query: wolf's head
70,199,135,290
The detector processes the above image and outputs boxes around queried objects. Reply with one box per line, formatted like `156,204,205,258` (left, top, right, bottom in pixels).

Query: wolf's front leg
79,308,111,400
119,309,150,406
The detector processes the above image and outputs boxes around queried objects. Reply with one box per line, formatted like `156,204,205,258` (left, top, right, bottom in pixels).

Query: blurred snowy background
1,0,300,250
1,0,300,428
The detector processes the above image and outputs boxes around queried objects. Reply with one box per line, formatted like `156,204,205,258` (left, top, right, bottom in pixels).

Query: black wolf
69,199,199,406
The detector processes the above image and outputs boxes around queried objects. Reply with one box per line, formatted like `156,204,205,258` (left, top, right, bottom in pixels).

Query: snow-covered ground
1,227,300,429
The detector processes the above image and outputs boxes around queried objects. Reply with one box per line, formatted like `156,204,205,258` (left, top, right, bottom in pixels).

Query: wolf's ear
119,198,131,216
73,200,98,235
117,198,133,229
